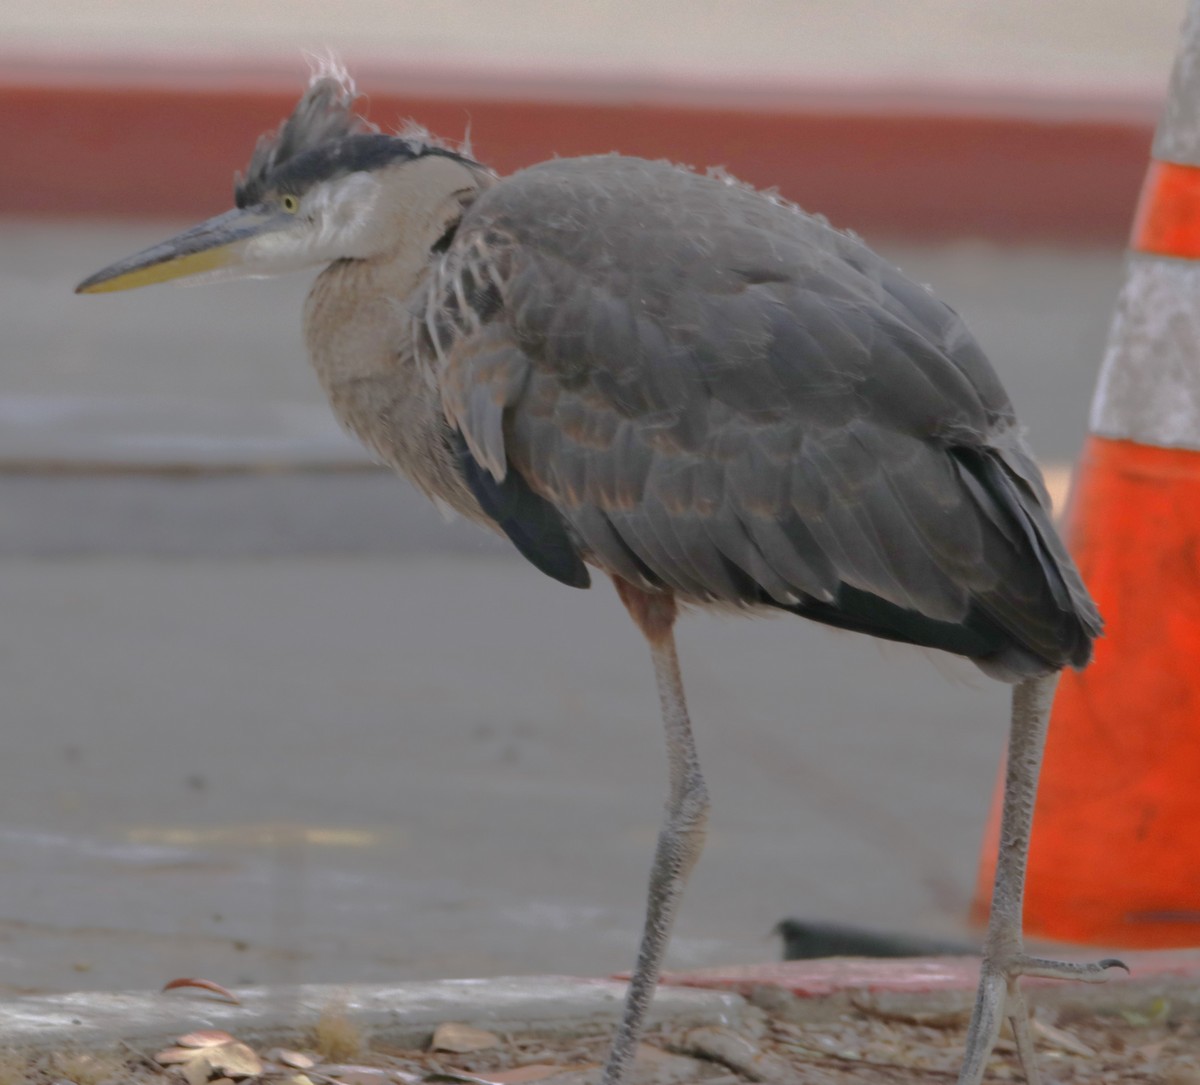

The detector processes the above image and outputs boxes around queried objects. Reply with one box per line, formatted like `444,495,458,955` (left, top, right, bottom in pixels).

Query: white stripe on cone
1089,255,1200,451
1154,0,1200,166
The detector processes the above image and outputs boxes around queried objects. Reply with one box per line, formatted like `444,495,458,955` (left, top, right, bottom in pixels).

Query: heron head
77,67,482,294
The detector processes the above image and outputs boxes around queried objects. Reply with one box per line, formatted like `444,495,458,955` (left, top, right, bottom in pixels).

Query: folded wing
424,156,1099,677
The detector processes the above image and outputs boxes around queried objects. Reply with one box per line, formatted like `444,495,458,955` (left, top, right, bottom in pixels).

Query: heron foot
957,952,1127,1085
1008,953,1128,981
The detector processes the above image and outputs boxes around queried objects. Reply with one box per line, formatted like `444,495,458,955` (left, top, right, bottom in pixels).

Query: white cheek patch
307,172,383,260
238,171,385,274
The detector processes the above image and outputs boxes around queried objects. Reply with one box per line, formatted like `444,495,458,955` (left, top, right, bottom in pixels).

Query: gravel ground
6,997,1198,1085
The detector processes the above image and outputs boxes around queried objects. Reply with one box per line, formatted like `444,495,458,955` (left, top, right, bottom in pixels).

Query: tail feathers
954,443,1100,676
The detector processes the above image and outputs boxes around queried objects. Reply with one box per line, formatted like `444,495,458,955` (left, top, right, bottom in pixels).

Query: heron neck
301,176,489,519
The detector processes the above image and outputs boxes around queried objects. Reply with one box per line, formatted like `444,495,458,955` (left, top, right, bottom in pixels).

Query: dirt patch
3,1002,1198,1084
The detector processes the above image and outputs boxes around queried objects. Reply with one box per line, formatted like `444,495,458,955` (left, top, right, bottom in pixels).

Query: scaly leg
602,579,711,1085
957,674,1126,1085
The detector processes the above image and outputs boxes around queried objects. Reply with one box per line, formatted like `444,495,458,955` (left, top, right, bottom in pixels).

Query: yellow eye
280,194,300,213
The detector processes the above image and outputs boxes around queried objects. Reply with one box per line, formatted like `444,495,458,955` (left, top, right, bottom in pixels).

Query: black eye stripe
237,134,469,209
269,136,420,193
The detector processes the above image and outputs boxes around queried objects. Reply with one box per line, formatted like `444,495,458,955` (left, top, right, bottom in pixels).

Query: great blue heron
78,69,1122,1085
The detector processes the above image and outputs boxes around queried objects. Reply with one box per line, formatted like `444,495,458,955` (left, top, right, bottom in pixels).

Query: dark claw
1099,957,1131,973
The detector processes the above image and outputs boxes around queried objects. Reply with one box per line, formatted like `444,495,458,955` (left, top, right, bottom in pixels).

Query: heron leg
602,578,710,1085
957,674,1126,1085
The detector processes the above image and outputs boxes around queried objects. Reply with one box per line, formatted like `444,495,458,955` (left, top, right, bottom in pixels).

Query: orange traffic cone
972,2,1200,948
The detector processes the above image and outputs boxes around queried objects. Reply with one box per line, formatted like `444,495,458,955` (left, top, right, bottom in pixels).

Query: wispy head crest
235,63,378,207
393,119,466,158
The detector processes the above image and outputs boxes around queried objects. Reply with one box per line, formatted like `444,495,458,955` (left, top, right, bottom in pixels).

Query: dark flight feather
451,429,591,589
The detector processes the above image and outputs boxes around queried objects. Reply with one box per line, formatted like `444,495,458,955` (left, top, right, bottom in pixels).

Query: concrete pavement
0,553,1013,994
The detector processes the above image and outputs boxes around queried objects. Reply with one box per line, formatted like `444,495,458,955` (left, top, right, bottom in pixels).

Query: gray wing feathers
432,155,1092,664
439,323,527,479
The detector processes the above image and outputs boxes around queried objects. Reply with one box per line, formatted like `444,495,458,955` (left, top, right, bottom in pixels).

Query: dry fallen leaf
155,1029,263,1084
264,1049,318,1070
430,1022,502,1053
162,978,242,1005
175,1031,240,1049
211,1045,263,1079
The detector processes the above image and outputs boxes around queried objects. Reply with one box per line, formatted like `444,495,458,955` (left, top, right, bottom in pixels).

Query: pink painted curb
2,53,1157,242
655,950,1200,1003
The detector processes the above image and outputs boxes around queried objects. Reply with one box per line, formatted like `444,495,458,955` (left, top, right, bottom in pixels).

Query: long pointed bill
75,206,294,294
